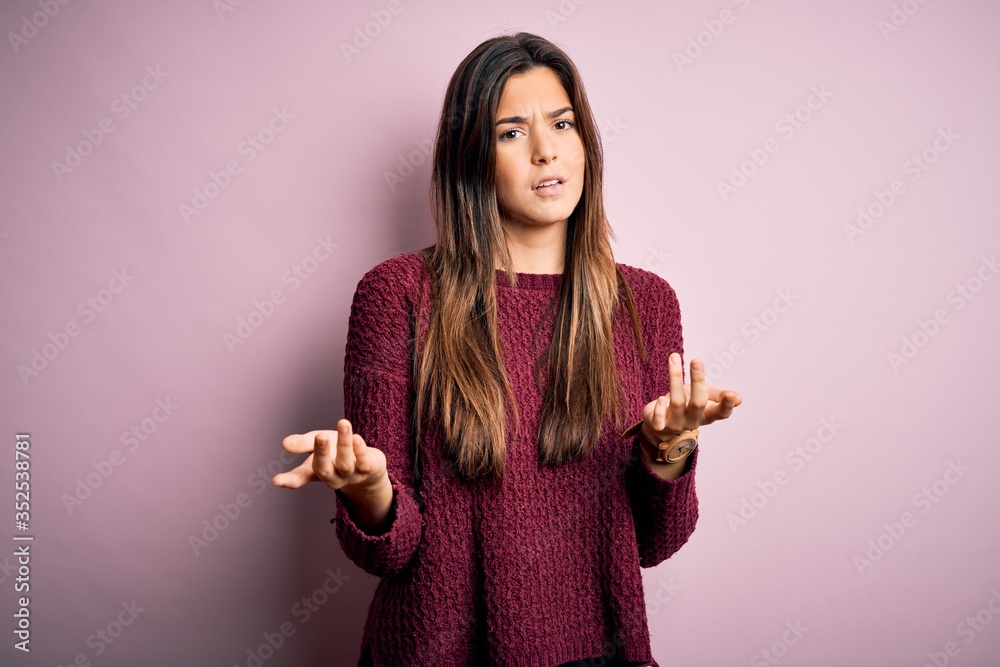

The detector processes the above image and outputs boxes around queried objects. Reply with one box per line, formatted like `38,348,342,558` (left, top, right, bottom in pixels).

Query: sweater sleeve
331,259,424,578
624,276,700,569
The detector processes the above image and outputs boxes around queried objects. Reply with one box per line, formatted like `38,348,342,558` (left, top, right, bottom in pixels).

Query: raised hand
641,352,742,444
272,419,387,493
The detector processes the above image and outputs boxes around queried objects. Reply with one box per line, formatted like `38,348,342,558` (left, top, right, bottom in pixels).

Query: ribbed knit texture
333,252,699,667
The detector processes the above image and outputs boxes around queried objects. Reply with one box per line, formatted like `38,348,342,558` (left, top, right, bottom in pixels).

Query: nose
531,131,556,164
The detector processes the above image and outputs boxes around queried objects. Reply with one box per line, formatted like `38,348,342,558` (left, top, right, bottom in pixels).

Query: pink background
2,1,999,665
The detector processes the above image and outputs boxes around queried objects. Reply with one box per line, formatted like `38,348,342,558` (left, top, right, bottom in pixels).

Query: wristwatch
621,420,699,464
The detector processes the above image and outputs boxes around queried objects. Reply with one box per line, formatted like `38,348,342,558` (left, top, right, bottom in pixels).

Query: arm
624,278,700,568
336,470,394,534
625,436,699,568
332,261,424,578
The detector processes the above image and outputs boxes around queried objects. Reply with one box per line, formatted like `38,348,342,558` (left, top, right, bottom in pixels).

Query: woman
274,32,742,666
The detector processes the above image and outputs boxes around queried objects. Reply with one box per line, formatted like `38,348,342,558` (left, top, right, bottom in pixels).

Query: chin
535,211,574,225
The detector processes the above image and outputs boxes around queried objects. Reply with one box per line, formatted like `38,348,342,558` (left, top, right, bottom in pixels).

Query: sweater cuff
332,470,423,577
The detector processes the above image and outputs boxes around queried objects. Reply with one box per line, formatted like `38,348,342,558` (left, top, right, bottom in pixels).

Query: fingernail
669,353,680,366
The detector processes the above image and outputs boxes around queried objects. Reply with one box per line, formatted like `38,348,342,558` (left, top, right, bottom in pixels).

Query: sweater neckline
495,268,563,291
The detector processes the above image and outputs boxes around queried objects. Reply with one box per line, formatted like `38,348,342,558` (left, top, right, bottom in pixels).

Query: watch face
667,438,696,462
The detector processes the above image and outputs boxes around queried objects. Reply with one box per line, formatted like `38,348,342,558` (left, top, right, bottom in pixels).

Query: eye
498,120,575,142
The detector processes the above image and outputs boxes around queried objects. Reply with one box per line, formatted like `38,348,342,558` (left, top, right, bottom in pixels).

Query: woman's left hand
642,352,743,443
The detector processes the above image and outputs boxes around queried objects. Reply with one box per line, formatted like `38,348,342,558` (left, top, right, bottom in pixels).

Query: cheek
493,160,509,202
571,147,586,184
495,173,515,204
563,138,586,176
573,139,587,169
495,154,521,199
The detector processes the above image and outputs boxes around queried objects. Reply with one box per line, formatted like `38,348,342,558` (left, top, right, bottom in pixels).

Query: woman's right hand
272,419,387,494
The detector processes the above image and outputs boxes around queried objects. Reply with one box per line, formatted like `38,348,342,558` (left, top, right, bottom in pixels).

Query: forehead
496,67,571,112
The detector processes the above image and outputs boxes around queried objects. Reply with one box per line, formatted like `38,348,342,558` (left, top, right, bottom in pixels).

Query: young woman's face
493,67,586,230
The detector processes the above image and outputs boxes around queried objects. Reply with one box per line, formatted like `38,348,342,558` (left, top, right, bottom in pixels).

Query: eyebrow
495,106,574,126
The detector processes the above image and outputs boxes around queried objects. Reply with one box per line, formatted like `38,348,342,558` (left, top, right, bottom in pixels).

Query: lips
533,174,567,190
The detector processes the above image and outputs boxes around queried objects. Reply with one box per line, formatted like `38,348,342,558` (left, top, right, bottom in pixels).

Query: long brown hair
412,32,648,489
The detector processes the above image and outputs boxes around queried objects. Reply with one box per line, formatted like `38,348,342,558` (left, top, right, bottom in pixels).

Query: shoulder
345,253,430,373
351,252,431,311
615,263,684,362
356,252,429,292
616,262,672,292
615,262,681,318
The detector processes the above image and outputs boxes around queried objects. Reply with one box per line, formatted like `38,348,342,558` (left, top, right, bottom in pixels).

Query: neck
496,217,567,274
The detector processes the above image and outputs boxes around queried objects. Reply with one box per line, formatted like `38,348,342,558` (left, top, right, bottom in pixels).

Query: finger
702,391,742,425
706,386,743,407
648,393,668,433
312,431,336,482
273,455,317,489
666,352,686,428
717,390,742,414
702,402,731,425
282,432,321,455
726,390,743,408
686,358,708,428
352,434,375,475
333,420,356,479
706,387,743,408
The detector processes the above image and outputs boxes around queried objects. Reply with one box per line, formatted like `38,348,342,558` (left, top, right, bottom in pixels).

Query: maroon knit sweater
333,252,699,666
